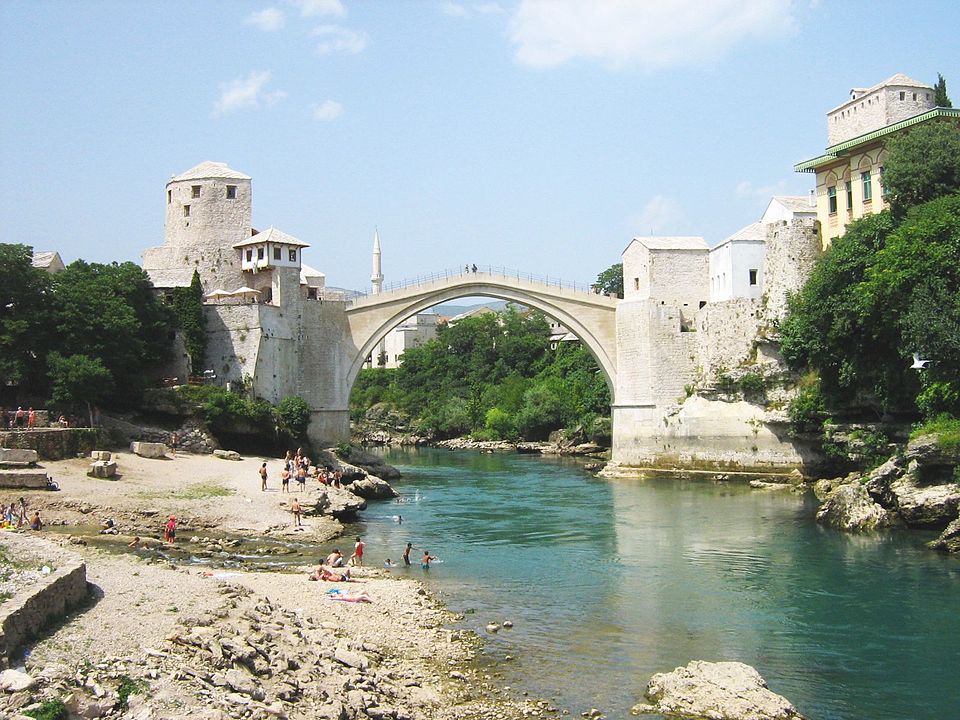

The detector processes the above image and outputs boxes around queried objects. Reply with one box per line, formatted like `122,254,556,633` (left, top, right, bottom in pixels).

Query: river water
345,447,960,720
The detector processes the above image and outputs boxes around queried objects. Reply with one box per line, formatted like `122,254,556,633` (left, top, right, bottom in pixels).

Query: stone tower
371,229,383,295
142,161,252,292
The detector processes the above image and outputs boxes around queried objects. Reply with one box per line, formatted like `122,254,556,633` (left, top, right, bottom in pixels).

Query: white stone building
622,237,709,327
381,313,440,368
31,250,65,274
709,222,765,303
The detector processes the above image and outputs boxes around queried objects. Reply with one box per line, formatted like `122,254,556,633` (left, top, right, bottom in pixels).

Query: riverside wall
0,534,88,667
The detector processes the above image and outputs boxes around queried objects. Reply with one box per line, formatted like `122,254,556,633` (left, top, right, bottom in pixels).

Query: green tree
0,245,53,391
275,396,312,438
50,261,172,405
882,121,960,216
47,352,113,426
593,263,623,297
171,270,207,374
934,73,952,108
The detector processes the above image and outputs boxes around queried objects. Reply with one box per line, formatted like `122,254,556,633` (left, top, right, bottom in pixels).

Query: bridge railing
348,265,608,303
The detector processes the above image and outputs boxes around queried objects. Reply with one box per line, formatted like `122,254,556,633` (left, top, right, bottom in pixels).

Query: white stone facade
381,313,439,368
622,237,709,326
709,225,765,303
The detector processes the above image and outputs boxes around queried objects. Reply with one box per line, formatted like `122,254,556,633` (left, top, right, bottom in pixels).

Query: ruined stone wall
298,300,352,447
761,218,822,321
695,298,764,378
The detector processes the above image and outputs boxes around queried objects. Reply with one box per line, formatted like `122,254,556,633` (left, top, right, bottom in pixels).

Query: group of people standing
0,407,36,429
262,449,344,495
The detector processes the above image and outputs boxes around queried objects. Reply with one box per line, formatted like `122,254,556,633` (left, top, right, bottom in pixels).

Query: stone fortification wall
0,534,88,667
299,300,352,447
828,84,934,145
0,429,107,461
695,298,764,378
761,218,821,321
204,305,267,389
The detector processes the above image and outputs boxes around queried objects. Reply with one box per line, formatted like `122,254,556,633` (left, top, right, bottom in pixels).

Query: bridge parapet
347,265,619,309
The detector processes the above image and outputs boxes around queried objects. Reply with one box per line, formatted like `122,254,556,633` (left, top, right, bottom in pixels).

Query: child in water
421,550,436,569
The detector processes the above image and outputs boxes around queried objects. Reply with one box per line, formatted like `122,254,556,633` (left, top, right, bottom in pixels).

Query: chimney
808,189,816,207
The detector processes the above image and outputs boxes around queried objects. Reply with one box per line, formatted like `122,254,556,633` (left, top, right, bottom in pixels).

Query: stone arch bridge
342,267,620,395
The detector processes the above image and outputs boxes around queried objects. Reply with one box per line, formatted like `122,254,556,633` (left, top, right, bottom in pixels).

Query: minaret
371,229,383,295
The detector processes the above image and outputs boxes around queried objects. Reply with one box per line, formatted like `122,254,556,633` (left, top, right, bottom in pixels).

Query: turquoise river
344,447,960,720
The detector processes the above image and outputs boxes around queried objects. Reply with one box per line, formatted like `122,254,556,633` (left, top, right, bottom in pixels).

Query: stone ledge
0,535,89,667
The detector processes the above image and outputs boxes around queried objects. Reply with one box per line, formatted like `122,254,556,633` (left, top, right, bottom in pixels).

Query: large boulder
348,474,398,500
928,516,960,553
863,457,904,509
320,487,366,520
816,483,901,531
905,433,960,466
632,660,806,720
889,464,960,527
130,441,169,459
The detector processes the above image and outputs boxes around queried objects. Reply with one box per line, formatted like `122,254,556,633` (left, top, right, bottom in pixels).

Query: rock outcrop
815,433,960,551
632,660,806,720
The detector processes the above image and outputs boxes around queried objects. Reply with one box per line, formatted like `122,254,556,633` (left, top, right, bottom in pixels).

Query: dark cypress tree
934,73,952,108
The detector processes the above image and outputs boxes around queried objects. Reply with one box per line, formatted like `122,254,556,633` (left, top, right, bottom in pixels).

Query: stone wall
0,429,108,461
761,218,821,321
0,534,88,667
695,298,764,379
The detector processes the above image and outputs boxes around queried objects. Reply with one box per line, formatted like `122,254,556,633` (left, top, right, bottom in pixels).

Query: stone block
213,449,242,461
130,441,169,459
0,448,38,464
88,461,118,479
0,469,50,489
90,450,112,462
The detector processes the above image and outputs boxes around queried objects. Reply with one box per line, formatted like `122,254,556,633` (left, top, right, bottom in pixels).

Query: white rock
0,669,36,692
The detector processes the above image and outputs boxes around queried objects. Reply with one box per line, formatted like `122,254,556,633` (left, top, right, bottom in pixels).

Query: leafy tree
171,270,207,374
276,396,312,438
934,73,952,108
49,261,172,405
484,407,516,440
516,381,569,440
47,352,113,426
593,263,623,297
0,245,53,391
882,121,960,216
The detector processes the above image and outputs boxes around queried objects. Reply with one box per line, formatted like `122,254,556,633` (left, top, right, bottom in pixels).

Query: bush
737,372,766,395
789,382,827,435
25,699,68,720
276,396,311,438
174,385,273,434
484,407,516,440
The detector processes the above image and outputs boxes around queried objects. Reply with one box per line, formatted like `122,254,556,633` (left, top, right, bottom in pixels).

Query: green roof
794,107,960,172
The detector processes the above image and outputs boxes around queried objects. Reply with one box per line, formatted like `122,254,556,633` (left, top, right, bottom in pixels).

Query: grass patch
117,675,148,709
139,482,234,501
25,698,68,720
910,414,960,452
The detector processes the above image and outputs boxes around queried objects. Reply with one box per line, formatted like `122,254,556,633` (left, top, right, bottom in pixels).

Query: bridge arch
344,272,619,400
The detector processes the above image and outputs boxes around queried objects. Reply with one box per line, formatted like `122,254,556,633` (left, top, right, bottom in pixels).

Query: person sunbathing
310,564,353,582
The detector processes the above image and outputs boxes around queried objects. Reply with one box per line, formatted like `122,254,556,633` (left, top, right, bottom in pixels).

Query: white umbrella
230,286,262,304
204,289,230,304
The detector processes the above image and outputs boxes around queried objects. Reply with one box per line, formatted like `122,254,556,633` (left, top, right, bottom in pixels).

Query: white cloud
510,0,794,70
474,2,505,14
735,179,788,199
245,7,286,31
288,0,345,17
312,99,344,121
634,195,683,235
440,2,468,17
312,24,368,54
214,71,287,115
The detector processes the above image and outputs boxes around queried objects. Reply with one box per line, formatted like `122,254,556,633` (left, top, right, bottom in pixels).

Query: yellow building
795,73,960,247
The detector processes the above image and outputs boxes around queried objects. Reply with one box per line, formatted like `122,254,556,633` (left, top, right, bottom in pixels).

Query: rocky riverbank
814,433,960,552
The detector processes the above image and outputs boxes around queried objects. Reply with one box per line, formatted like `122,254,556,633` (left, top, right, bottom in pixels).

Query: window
191,185,201,198
634,278,639,291
899,91,905,101
845,180,853,210
167,190,172,204
257,247,264,260
828,186,837,214
862,171,872,202
749,269,758,286
246,249,252,262
273,247,282,260
183,205,191,217
913,93,917,101
289,249,297,262
226,185,237,199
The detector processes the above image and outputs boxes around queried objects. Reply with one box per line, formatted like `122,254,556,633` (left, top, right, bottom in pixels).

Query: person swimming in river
421,550,436,569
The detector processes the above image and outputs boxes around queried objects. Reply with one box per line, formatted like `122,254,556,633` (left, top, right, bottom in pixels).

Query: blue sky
1,1,957,292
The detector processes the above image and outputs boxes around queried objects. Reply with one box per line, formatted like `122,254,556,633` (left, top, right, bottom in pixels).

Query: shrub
276,396,311,438
910,414,960,452
737,372,766,395
789,382,827,435
25,699,68,720
484,407,516,440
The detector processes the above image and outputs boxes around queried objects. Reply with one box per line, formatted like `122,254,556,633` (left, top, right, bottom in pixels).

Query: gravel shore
1,452,552,720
